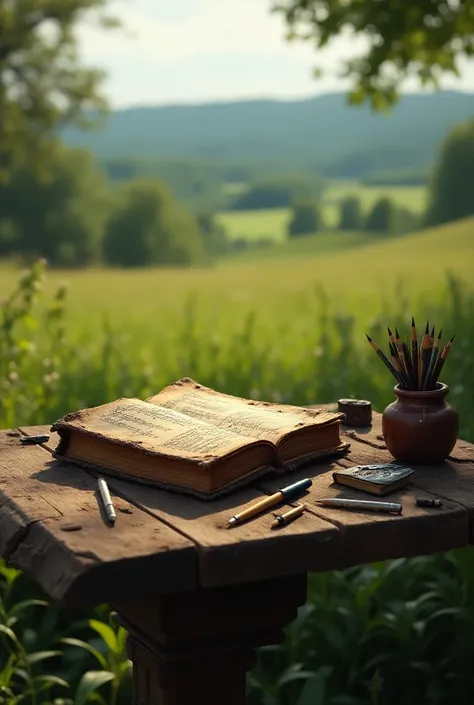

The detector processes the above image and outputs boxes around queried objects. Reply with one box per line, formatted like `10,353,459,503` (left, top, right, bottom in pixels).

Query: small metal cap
415,497,442,508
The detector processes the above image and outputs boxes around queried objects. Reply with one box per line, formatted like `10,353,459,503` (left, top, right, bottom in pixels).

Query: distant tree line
1,115,472,266
287,195,420,238
0,145,230,268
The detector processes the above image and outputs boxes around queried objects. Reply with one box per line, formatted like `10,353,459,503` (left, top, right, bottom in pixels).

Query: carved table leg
113,573,307,705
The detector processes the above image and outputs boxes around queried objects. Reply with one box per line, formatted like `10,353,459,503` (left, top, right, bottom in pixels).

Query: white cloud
76,0,474,107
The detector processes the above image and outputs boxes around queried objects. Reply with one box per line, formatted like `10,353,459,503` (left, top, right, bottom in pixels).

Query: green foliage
392,207,420,235
102,179,204,267
0,147,111,267
425,119,474,227
273,0,474,109
248,551,474,705
232,177,323,211
364,198,396,234
288,202,324,236
361,169,430,187
338,197,362,230
0,0,119,182
0,561,131,705
196,213,230,260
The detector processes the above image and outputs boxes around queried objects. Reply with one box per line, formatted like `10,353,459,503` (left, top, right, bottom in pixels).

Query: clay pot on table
382,383,458,465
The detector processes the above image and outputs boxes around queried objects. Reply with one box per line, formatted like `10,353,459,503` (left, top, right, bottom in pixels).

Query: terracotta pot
382,383,458,465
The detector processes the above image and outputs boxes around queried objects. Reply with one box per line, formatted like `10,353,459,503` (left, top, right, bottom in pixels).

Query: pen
98,477,116,524
271,504,306,529
314,497,402,514
227,478,312,527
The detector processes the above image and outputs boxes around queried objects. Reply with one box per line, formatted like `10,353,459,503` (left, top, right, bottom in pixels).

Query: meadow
217,181,428,242
1,211,474,705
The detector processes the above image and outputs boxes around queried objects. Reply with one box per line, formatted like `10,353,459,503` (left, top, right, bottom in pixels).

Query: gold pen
271,504,305,529
227,478,312,527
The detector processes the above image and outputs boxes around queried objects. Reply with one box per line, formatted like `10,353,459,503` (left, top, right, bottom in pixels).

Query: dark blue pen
227,478,312,527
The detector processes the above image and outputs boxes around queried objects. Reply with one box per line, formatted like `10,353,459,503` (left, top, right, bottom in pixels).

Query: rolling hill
62,91,474,174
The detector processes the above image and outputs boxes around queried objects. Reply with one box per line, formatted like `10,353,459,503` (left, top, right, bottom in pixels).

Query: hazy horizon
78,0,474,109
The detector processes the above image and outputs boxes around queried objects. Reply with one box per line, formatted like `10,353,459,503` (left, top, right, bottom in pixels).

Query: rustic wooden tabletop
1,404,474,705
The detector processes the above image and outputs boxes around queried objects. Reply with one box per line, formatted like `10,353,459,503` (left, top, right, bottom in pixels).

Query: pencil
365,334,403,385
411,316,418,390
395,327,410,382
401,340,415,389
431,334,455,387
389,341,409,388
423,328,442,390
420,321,431,389
388,327,405,372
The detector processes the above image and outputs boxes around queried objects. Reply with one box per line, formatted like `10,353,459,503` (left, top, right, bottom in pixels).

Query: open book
51,378,350,498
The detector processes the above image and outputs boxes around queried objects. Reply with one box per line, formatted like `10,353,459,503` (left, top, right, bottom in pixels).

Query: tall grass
1,260,474,704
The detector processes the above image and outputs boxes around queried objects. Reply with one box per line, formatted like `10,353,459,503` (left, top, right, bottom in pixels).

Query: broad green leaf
73,670,115,705
26,650,62,665
88,620,118,653
8,599,48,617
0,654,16,686
0,624,21,650
297,668,331,705
60,638,108,669
32,674,70,692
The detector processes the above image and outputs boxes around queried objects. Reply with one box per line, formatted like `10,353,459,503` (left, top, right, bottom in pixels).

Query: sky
78,0,474,109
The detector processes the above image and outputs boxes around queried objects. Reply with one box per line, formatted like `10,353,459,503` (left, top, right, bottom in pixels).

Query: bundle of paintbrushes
365,318,455,391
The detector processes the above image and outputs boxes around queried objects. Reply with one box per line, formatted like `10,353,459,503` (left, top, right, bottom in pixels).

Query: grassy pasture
217,181,428,242
0,216,470,322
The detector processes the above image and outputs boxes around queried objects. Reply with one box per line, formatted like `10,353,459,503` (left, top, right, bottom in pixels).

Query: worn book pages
51,378,349,498
52,397,269,462
147,378,343,446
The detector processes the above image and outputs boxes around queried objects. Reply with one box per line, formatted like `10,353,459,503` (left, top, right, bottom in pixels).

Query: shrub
364,197,395,234
288,202,323,236
338,196,362,230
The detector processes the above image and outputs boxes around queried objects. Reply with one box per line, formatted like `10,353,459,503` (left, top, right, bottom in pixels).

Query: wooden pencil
423,328,442,390
410,317,418,390
420,321,431,389
365,334,403,385
389,341,410,389
430,334,455,387
367,320,454,391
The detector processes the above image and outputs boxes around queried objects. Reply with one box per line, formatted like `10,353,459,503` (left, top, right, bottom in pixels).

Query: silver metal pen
98,477,116,524
315,497,402,514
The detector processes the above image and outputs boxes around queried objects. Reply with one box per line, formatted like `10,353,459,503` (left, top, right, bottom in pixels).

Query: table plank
20,426,343,587
1,431,197,605
11,407,474,600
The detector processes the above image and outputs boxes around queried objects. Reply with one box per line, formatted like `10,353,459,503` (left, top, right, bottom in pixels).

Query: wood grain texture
4,408,474,602
19,425,342,588
114,574,307,705
259,410,471,567
101,474,341,588
343,414,474,541
1,431,197,605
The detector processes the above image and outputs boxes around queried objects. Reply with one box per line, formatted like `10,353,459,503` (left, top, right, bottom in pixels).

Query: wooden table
1,406,474,705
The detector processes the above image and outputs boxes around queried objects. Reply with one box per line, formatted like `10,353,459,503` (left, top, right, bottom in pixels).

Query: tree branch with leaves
0,0,119,182
272,0,474,109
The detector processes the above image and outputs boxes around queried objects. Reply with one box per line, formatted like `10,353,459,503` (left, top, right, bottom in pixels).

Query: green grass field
217,181,428,242
1,216,470,330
